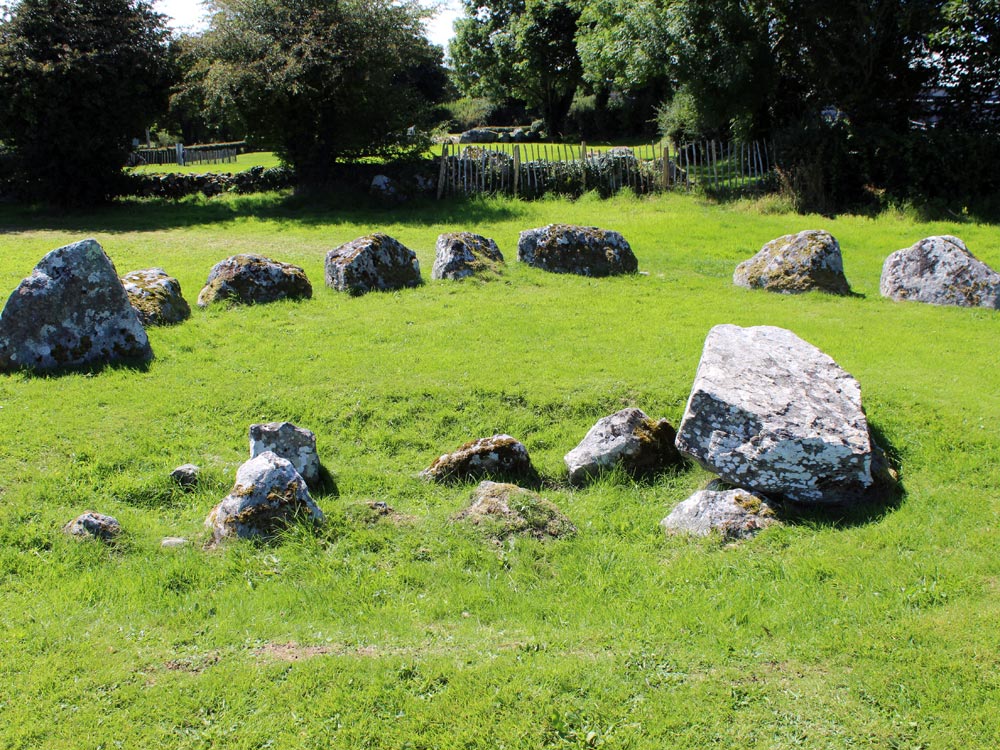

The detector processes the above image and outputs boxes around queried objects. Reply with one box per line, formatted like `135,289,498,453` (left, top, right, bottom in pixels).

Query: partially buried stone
564,408,683,485
733,229,851,295
432,232,504,280
121,268,191,325
64,511,121,542
421,434,536,483
661,489,778,541
170,463,200,489
517,224,637,277
880,235,1000,309
249,421,320,489
196,254,312,307
161,537,189,548
0,238,152,372
325,233,422,295
452,481,576,540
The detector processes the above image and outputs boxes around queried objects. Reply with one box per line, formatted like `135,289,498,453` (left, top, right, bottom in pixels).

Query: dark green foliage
0,0,172,205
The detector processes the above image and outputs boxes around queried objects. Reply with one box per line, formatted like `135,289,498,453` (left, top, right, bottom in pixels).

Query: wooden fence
128,141,245,168
436,139,774,199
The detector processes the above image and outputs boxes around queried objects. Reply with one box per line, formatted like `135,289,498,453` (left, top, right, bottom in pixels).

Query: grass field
1,190,999,748
128,151,285,175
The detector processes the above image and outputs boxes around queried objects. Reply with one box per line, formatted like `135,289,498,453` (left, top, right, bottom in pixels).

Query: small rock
517,224,638,277
197,254,312,307
432,232,504,280
170,463,200,489
249,421,320,489
564,408,683,484
421,434,536,483
325,233,422,295
452,481,576,540
880,235,1000,309
64,511,121,542
370,174,398,198
661,489,778,540
734,229,851,295
160,537,189,548
121,268,191,325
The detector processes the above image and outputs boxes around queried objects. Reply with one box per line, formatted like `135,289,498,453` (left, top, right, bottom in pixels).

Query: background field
1,191,999,748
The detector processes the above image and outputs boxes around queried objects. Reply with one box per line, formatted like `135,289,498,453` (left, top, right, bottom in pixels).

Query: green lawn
1,191,999,748
128,150,285,175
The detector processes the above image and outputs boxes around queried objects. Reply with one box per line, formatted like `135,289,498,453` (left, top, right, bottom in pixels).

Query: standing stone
661,489,778,540
676,324,876,505
880,235,1000,309
205,452,323,544
733,230,851,294
64,511,121,542
121,268,191,326
564,408,683,484
452,481,576,540
432,232,504,280
421,434,536,483
517,224,638,277
325,234,422,295
0,239,152,372
196,254,312,307
249,421,320,489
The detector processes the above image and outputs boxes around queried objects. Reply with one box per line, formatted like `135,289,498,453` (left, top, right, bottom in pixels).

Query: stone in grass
121,268,191,326
64,511,121,542
564,408,683,485
205,452,324,544
161,537,190,548
432,232,504,280
880,235,1000,309
421,434,537,484
196,254,312,307
0,238,152,372
517,224,638,277
325,233,422,295
733,229,851,295
170,463,200,489
661,488,778,541
249,421,320,489
452,481,576,540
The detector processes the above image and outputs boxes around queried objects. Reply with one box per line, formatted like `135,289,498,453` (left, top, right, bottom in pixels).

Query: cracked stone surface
880,235,1000,309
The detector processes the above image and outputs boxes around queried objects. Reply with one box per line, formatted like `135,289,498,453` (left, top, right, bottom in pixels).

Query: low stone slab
459,129,499,144
0,238,152,372
64,511,121,542
734,229,851,294
564,408,682,484
121,268,191,325
676,324,875,505
197,254,312,307
880,235,1000,309
517,224,638,277
432,232,504,280
421,434,536,483
325,234,421,295
249,421,320,489
205,452,324,544
661,488,777,540
452,481,576,540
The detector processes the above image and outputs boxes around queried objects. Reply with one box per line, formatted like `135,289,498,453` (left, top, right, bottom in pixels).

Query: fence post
513,144,521,197
661,143,670,190
175,142,185,167
437,143,449,200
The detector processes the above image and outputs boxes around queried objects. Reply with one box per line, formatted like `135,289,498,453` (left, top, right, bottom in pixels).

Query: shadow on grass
1,357,152,379
313,465,340,499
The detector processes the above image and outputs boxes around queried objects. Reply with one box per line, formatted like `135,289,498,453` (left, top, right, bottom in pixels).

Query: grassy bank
1,191,999,748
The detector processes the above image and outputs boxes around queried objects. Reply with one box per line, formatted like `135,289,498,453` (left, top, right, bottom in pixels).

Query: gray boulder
0,239,152,372
459,128,498,144
432,232,504,280
661,489,777,540
64,511,121,542
197,254,312,307
249,421,320,488
121,268,191,325
517,224,638,277
370,174,398,198
564,408,683,484
734,229,851,295
205,452,323,544
675,324,876,505
170,463,200,489
421,434,536,483
325,233,421,295
452,481,576,540
880,235,1000,309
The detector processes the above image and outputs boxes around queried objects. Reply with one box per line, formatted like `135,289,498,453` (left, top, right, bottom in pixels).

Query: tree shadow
1,356,152,379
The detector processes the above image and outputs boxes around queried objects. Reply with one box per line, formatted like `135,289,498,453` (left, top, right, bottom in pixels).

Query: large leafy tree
931,0,1000,130
0,0,172,204
185,0,443,187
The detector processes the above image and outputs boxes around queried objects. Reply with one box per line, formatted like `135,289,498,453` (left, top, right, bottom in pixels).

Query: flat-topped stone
880,235,1000,308
517,224,637,277
197,254,311,307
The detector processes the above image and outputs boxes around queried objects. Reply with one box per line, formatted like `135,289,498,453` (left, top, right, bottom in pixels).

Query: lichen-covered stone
0,238,152,372
196,254,312,307
734,230,851,294
880,235,1000,309
432,232,504,280
121,268,191,325
459,128,499,144
205,452,323,544
564,408,683,484
452,481,576,540
661,489,778,540
249,421,320,489
517,224,638,277
64,511,121,542
170,463,200,489
325,233,422,295
421,434,536,483
676,324,875,505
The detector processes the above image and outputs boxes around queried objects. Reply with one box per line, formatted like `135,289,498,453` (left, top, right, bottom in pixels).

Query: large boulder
661,488,777,540
564,408,683,485
121,268,191,326
880,235,1000,309
196,254,312,307
452,481,576,540
459,128,499,144
733,230,851,295
205,452,323,544
421,434,537,483
432,232,504,280
675,324,876,505
249,421,320,489
325,233,422,295
0,238,152,372
517,224,638,277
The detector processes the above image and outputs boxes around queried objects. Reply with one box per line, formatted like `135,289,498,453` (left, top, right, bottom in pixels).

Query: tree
185,0,444,188
931,0,1000,130
0,0,172,204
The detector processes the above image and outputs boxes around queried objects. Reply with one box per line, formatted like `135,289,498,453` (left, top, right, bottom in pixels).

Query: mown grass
128,151,285,175
1,190,999,748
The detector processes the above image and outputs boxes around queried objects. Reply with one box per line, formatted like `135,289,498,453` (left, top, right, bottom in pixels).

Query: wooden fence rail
128,142,245,168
